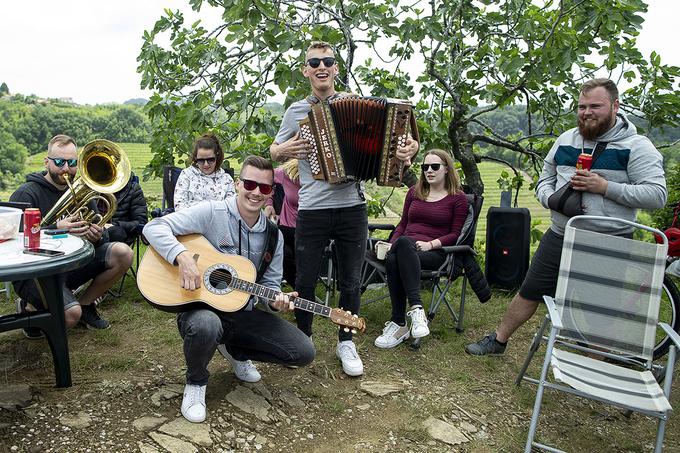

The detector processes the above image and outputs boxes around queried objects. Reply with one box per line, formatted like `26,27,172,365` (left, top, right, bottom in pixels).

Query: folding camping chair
516,215,679,453
361,193,484,333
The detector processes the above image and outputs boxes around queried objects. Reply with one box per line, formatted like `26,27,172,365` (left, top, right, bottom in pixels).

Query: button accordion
299,95,419,187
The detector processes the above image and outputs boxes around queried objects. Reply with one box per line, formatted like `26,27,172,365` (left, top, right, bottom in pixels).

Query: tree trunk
448,119,484,195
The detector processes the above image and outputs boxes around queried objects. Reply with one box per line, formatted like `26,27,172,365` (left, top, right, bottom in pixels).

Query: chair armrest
368,223,396,233
441,245,475,255
543,296,563,329
660,323,680,349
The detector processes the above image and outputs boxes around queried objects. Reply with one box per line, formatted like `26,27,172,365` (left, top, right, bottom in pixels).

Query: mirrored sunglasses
241,179,274,195
48,157,78,168
422,163,444,172
307,57,336,68
195,157,216,165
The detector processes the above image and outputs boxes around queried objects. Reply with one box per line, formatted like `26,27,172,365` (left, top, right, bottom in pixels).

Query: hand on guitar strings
269,291,296,312
396,134,419,166
176,251,202,290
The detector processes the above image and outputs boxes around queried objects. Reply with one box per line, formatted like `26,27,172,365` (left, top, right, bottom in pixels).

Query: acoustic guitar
137,234,366,333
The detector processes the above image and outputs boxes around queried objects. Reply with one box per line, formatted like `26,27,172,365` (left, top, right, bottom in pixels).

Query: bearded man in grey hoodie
466,78,667,357
143,155,315,423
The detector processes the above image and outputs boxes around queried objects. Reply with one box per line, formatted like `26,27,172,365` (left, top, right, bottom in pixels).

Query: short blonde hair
306,41,334,58
48,134,77,154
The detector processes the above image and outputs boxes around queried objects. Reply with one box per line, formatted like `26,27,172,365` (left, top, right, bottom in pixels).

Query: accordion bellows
299,96,419,187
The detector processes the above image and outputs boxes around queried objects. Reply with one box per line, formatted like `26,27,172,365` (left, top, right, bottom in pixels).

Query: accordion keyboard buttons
300,123,323,176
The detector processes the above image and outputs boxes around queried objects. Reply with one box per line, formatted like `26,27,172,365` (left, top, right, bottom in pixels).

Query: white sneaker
181,384,206,423
217,344,261,383
374,321,410,349
407,307,430,339
335,340,364,376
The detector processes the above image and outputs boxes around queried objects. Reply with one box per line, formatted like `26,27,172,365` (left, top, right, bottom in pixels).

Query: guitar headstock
329,308,366,334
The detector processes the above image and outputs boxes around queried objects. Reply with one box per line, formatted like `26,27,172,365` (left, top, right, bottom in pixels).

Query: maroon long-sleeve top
390,187,468,246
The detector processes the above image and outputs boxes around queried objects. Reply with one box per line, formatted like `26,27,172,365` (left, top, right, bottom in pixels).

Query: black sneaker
16,298,44,339
23,327,44,339
465,332,507,356
80,304,110,330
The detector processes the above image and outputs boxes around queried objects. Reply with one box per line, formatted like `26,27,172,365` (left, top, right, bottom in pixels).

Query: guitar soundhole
209,269,232,290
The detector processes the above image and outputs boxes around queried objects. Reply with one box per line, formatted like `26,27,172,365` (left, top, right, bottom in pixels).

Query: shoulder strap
590,141,609,167
256,219,280,282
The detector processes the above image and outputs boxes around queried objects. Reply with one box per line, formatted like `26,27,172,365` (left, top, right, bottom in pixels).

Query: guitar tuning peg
337,325,340,330
353,314,358,318
351,329,357,334
343,327,350,332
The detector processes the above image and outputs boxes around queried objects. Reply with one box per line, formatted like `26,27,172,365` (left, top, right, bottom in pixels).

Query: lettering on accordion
311,104,346,184
299,119,325,180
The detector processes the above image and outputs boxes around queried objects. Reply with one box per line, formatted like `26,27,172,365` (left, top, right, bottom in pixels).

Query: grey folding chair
516,215,678,453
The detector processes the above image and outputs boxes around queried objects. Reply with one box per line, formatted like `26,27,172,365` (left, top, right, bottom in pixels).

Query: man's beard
578,111,615,140
48,168,70,186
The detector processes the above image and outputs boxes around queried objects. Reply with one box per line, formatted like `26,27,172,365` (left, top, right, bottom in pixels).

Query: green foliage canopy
138,0,680,194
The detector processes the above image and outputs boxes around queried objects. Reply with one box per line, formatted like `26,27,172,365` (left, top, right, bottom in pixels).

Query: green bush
652,162,680,229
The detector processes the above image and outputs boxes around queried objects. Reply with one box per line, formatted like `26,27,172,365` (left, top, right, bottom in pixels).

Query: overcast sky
0,0,677,105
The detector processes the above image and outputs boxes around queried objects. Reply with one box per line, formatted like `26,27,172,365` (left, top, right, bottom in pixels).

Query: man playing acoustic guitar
143,155,315,423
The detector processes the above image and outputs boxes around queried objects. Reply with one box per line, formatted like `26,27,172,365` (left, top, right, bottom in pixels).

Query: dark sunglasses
48,157,78,168
422,163,445,172
306,57,336,68
241,179,274,195
195,157,217,165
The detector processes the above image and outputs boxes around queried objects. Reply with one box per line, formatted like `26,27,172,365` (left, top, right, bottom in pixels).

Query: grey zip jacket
536,113,667,236
143,197,284,311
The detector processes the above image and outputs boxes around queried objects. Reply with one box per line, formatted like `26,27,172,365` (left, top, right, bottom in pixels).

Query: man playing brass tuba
10,134,133,337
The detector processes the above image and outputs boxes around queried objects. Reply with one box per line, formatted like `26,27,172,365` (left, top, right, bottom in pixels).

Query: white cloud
0,0,676,105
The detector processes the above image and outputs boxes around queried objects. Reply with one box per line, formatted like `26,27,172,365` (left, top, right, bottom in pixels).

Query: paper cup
376,242,391,260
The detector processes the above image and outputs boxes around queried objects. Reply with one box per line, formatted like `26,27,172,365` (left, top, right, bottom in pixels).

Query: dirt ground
0,281,679,453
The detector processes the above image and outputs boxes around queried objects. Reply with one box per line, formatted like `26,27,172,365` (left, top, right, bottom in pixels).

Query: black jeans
279,224,297,289
177,308,315,386
295,204,368,341
385,237,446,325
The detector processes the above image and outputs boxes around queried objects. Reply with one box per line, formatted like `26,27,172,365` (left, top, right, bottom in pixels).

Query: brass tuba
41,139,132,227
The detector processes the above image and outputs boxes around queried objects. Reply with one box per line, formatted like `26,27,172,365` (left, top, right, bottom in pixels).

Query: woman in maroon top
374,149,469,349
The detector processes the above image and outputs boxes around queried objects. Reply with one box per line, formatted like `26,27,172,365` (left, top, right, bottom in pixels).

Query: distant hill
124,98,148,106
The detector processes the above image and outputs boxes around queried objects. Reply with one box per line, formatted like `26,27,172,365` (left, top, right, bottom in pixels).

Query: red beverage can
23,208,41,249
576,153,593,170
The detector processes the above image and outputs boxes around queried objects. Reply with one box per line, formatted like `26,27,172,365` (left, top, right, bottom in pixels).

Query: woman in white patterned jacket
174,133,235,211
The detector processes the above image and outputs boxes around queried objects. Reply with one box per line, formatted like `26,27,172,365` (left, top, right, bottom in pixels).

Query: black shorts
518,229,563,302
15,242,113,311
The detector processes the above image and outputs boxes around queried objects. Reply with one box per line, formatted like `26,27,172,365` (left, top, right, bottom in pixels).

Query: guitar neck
230,277,331,318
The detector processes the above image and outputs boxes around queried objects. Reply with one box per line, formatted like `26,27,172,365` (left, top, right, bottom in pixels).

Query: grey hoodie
536,113,667,235
143,197,284,311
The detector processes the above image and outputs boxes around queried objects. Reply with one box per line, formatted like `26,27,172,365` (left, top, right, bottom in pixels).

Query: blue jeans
177,308,315,386
295,204,368,341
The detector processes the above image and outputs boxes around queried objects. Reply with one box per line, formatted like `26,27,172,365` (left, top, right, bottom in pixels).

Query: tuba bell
41,139,132,227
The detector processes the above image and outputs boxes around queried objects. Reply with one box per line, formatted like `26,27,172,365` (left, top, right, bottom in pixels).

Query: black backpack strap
256,219,280,282
590,141,609,167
